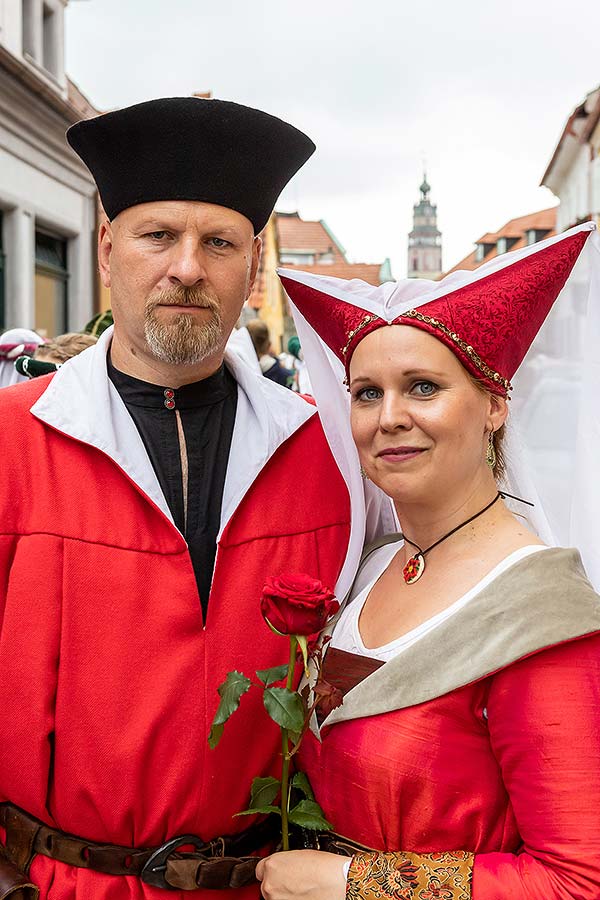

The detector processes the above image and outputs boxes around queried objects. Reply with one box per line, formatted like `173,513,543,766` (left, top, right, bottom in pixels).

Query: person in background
287,335,312,394
246,317,294,387
35,332,98,365
16,332,98,378
0,328,44,387
83,309,114,338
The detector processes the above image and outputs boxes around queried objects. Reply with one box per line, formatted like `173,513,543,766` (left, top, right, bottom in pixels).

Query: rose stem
280,635,297,851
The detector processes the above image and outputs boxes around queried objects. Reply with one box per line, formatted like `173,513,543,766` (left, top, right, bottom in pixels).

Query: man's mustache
146,287,220,312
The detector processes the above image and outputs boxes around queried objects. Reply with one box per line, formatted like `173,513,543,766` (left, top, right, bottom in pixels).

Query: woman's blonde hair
466,373,507,481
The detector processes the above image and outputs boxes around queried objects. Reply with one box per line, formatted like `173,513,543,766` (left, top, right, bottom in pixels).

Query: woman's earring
360,465,370,480
486,431,496,469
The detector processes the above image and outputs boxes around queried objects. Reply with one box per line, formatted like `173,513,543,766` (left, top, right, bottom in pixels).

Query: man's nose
379,392,413,432
166,239,207,286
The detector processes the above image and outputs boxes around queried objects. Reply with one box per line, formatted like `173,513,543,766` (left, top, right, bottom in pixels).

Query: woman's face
349,325,507,506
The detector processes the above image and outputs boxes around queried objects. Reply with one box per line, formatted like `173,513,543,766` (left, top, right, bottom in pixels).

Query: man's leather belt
0,803,278,891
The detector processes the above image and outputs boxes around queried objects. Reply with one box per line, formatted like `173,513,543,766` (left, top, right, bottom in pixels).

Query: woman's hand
255,850,347,900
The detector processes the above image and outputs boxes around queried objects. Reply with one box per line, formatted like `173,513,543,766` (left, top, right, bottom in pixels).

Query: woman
255,222,600,899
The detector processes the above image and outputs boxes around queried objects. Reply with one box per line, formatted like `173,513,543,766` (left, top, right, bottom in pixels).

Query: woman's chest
300,682,518,853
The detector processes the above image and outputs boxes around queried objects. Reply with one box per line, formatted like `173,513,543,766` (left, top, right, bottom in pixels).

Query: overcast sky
65,0,599,278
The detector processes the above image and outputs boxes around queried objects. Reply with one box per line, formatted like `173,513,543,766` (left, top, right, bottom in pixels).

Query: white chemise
330,542,550,662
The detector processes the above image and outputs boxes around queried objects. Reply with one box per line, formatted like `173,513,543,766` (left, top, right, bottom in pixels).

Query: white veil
281,221,600,590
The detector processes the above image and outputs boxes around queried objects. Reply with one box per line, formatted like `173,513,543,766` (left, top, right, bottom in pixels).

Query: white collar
30,326,316,538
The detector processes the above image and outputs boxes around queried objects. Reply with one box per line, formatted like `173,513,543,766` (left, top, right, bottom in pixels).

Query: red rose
260,573,339,636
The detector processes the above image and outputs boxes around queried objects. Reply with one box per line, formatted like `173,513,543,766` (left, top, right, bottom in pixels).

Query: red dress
0,360,351,900
300,549,600,899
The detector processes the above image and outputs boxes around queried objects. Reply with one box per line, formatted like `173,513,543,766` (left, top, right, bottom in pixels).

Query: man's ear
98,220,113,289
247,236,262,297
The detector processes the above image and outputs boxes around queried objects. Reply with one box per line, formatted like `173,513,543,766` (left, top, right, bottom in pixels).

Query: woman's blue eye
356,387,381,401
412,381,437,396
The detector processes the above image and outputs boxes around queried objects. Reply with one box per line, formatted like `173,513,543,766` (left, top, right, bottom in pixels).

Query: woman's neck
393,473,504,554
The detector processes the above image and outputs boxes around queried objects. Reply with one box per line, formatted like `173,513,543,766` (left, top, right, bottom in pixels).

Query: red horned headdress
278,222,600,589
279,223,593,396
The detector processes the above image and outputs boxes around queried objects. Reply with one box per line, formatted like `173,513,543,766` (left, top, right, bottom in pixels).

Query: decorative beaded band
401,309,513,392
340,314,379,357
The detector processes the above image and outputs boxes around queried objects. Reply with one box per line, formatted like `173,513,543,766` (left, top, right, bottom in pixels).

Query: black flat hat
67,97,316,233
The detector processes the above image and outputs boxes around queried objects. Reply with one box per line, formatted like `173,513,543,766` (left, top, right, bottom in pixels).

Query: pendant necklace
402,492,502,585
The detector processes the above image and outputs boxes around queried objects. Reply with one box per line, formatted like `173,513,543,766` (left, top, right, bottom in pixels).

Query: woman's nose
378,393,413,432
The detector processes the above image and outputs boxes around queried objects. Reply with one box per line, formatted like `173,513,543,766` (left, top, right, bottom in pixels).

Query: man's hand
255,850,347,900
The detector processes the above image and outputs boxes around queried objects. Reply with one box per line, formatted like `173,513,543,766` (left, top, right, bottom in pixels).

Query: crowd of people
0,95,598,900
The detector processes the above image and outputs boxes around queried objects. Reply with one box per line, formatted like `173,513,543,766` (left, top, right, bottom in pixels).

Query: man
0,97,353,899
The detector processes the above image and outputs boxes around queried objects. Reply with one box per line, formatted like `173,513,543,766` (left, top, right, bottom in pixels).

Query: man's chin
144,318,224,368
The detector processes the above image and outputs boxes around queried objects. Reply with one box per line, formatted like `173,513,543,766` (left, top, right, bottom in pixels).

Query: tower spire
407,169,442,279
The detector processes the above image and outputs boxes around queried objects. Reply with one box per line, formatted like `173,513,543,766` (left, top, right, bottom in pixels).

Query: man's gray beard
144,289,224,366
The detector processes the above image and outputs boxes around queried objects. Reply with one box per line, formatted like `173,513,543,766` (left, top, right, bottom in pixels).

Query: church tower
407,174,442,278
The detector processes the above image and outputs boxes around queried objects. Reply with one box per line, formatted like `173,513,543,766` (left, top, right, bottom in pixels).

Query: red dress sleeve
346,633,600,900
473,632,600,898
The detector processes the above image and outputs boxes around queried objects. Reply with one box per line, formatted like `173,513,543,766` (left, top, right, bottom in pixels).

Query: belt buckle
140,834,209,890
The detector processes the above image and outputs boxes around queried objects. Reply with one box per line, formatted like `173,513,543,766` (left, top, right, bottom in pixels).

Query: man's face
98,200,261,381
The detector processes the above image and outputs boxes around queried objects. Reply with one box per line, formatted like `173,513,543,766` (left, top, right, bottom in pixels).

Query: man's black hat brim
67,97,316,234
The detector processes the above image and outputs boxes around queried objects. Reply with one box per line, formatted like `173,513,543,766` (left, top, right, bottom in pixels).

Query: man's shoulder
0,375,53,419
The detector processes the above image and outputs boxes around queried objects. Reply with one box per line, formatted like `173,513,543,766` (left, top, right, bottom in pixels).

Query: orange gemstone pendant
403,554,425,585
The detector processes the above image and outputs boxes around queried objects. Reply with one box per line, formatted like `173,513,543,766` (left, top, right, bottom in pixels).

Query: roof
446,207,557,274
542,85,600,189
284,261,391,286
275,212,346,262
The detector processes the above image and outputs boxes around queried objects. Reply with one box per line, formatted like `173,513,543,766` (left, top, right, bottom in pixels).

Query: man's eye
147,231,168,240
208,237,230,249
412,381,438,397
355,387,381,401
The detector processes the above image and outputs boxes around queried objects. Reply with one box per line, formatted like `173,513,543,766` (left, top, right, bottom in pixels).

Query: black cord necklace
402,492,502,585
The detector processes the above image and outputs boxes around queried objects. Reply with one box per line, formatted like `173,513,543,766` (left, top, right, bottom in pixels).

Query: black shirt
107,355,238,615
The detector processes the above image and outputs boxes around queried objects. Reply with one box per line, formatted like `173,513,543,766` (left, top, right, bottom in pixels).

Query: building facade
0,0,98,335
445,208,556,274
407,175,442,278
245,211,392,353
541,86,600,233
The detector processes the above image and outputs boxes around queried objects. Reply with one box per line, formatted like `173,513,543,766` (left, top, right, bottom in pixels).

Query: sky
65,0,600,278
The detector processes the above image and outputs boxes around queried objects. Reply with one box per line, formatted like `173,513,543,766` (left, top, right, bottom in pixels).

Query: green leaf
297,636,309,677
208,670,252,748
256,665,289,687
291,771,314,800
235,805,282,817
208,723,224,749
263,687,305,732
249,776,281,809
288,799,333,831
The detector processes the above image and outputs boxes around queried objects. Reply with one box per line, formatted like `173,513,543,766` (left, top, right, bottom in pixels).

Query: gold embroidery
347,849,473,900
402,309,512,393
341,315,378,358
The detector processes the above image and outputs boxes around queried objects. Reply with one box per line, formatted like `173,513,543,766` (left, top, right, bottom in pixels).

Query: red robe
300,548,600,899
0,338,352,900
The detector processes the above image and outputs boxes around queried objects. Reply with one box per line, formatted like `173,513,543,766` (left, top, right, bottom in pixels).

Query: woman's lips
377,447,426,462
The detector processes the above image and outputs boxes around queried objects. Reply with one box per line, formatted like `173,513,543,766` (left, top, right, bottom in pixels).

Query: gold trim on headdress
340,315,377,357
402,309,513,392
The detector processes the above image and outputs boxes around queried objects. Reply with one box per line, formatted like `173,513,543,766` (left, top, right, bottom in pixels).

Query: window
475,244,485,262
35,230,68,337
526,228,550,246
22,0,36,57
42,3,57,76
279,252,315,265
